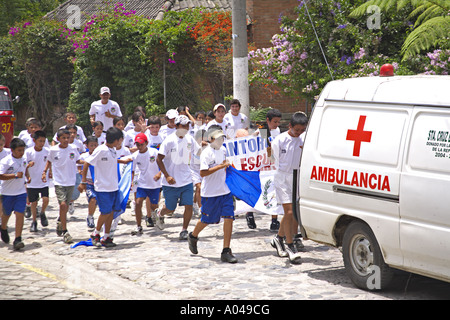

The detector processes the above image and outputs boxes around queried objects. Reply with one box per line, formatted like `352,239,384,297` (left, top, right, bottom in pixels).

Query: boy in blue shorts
78,136,99,230
188,127,237,263
0,138,31,250
129,133,161,235
80,127,128,247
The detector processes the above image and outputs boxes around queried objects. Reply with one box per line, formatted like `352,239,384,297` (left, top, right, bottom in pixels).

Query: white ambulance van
298,71,450,290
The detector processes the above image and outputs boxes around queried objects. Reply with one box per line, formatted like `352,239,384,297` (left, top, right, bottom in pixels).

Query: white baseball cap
166,109,179,119
175,115,191,125
100,87,111,94
213,103,226,112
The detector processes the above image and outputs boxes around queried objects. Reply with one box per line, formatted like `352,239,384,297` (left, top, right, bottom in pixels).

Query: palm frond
401,16,450,60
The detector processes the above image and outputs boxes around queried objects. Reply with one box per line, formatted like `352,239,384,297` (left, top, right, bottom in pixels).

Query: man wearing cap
159,109,178,140
89,87,122,131
156,115,199,240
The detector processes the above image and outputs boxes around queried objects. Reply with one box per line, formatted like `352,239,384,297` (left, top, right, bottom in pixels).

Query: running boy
78,136,99,230
80,127,128,247
25,130,50,232
188,126,237,263
43,129,81,244
156,115,198,240
129,133,161,235
0,134,11,218
0,138,31,250
270,112,308,264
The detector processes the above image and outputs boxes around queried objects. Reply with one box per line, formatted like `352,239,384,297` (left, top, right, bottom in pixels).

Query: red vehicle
0,85,16,147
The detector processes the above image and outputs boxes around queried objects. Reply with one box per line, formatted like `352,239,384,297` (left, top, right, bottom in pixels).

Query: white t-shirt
271,131,304,173
158,132,198,188
80,152,94,184
116,145,131,159
159,125,176,140
148,133,163,150
85,144,118,192
20,131,50,149
53,125,86,143
124,129,150,149
224,112,249,139
25,147,50,188
89,99,122,130
70,139,85,155
0,154,27,196
48,145,80,186
92,132,106,145
200,145,230,197
130,148,161,190
0,148,11,161
206,119,228,139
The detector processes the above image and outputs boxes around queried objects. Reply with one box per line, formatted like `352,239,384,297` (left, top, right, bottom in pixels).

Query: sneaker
40,212,48,227
145,216,154,227
179,229,188,240
131,226,143,235
25,205,31,218
221,248,238,263
293,234,305,251
68,202,75,215
1,227,9,244
271,235,288,257
91,233,102,248
63,231,73,244
101,237,117,248
13,237,24,250
56,218,63,236
30,221,38,232
188,232,198,254
246,212,256,229
155,210,165,230
269,219,280,232
87,215,95,229
286,243,302,264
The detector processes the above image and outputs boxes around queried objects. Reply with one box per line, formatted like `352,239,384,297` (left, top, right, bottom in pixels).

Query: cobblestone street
1,188,450,302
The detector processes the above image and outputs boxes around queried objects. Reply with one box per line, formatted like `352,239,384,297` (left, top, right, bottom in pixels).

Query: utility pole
232,0,250,118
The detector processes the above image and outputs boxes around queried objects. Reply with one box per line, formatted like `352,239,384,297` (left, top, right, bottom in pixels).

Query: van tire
342,221,394,291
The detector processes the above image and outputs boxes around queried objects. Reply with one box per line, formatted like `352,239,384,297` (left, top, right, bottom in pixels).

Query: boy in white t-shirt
156,115,198,240
129,133,161,235
43,129,81,244
124,111,148,153
147,116,163,150
80,127,129,248
223,99,249,139
188,126,237,263
0,134,11,219
270,112,308,264
0,138,31,250
52,112,86,146
159,109,178,140
77,136,99,230
206,104,228,138
25,130,50,232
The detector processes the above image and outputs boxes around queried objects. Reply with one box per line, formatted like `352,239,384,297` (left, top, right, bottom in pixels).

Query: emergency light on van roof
380,63,394,77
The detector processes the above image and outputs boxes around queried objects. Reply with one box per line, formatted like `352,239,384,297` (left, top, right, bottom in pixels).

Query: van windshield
0,89,13,111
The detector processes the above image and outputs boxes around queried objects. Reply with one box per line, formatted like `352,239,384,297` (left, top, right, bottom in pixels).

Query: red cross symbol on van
346,115,372,157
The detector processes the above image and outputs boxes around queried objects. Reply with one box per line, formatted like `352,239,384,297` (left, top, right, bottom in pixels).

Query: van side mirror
13,96,20,103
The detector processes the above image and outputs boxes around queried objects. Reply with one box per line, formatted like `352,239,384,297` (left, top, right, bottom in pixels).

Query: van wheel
342,221,393,291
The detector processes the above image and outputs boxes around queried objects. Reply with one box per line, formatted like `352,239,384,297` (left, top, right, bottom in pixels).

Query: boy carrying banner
188,126,237,263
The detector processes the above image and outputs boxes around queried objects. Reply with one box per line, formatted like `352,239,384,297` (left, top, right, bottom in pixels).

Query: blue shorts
86,184,97,202
96,190,122,215
136,187,160,205
162,183,193,211
200,193,235,224
2,193,27,216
